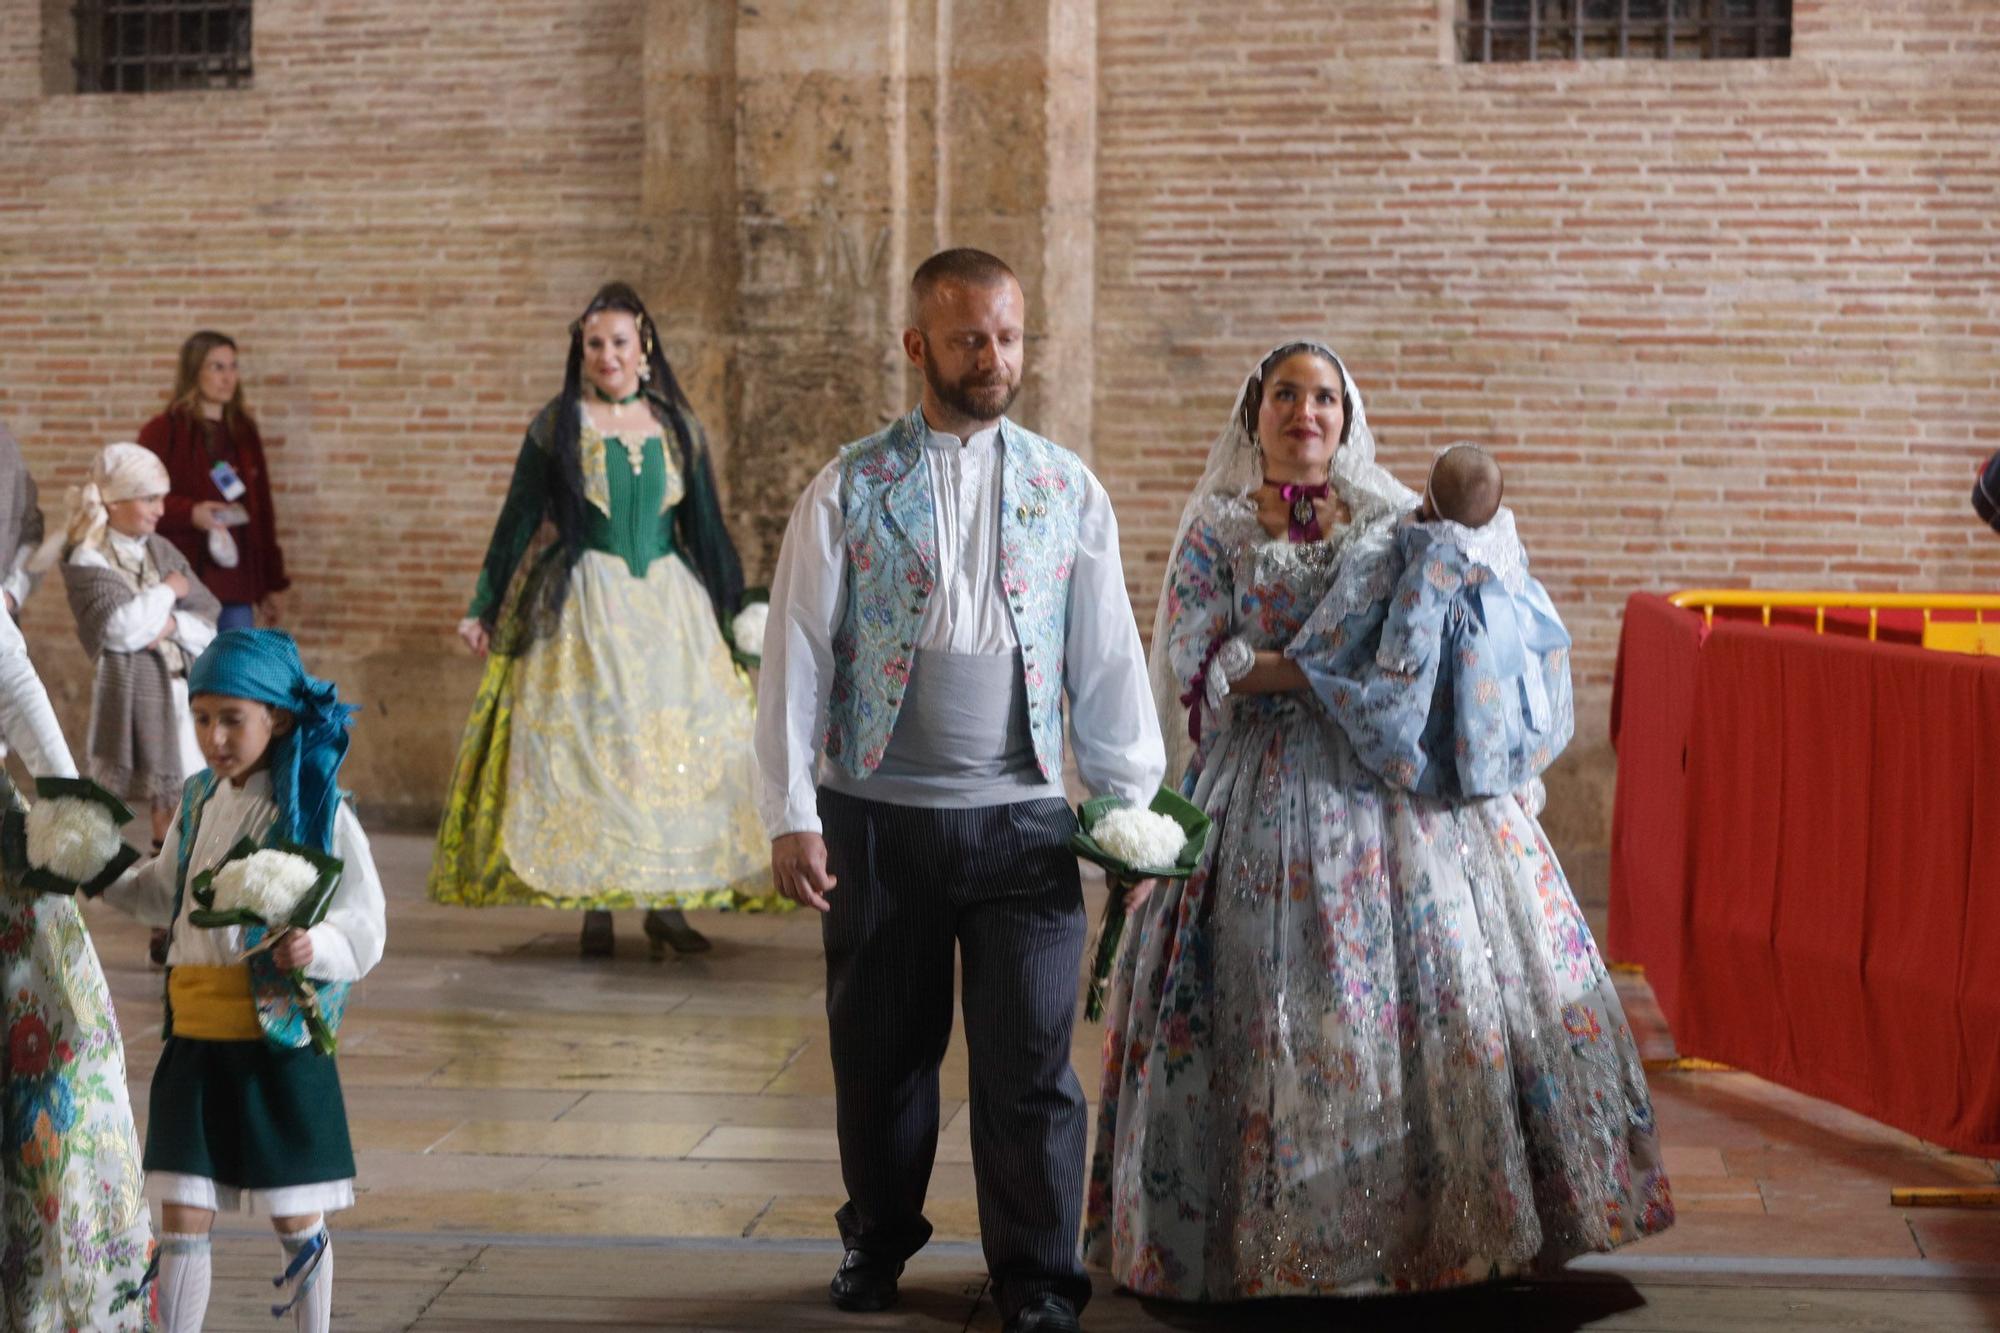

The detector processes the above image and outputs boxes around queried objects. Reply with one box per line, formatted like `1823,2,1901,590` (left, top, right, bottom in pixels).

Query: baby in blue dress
1289,444,1574,802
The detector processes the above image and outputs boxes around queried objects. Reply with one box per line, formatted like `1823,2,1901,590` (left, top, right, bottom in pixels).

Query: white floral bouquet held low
188,837,347,1054
1070,788,1212,1021
731,587,771,671
1092,806,1189,870
4,777,141,897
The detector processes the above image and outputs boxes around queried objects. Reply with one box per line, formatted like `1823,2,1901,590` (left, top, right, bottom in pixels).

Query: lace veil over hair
1147,342,1418,788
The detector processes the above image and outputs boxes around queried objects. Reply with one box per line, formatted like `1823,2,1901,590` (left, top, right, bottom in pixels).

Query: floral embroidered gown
430,397,775,911
2,778,152,1329
1085,493,1672,1300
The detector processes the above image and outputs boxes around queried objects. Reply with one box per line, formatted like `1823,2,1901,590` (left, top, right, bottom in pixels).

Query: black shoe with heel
643,908,711,958
579,910,614,957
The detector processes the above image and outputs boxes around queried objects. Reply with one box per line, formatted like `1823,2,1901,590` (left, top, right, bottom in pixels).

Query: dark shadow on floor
1123,1274,1647,1331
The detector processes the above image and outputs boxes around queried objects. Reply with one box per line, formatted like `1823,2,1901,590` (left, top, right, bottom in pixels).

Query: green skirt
143,1037,354,1189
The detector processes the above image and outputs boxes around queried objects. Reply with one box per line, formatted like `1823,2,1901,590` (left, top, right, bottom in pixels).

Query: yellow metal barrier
1668,590,2000,655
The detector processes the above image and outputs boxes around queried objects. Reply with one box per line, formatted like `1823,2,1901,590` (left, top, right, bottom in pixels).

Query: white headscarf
31,442,170,569
1147,341,1418,787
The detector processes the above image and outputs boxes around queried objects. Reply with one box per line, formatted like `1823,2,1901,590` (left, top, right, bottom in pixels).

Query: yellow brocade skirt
428,550,780,911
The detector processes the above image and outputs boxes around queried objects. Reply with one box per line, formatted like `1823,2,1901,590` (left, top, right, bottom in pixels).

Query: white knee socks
275,1222,333,1333
156,1232,212,1333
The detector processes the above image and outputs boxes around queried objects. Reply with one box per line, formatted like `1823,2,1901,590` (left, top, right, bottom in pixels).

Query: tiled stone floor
84,833,2000,1330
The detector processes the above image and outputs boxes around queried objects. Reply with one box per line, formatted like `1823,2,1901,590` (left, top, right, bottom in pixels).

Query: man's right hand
190,501,224,533
771,831,837,913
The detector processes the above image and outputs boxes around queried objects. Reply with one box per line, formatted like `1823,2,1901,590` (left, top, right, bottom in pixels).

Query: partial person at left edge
0,418,47,618
0,417,60,776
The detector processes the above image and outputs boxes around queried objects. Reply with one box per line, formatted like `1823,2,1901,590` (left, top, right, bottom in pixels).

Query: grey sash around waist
821,648,1063,809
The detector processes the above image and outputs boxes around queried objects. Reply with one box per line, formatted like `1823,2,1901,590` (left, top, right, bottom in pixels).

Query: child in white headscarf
36,442,220,849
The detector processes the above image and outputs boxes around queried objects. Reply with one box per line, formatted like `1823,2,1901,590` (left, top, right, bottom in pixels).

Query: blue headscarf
188,630,357,854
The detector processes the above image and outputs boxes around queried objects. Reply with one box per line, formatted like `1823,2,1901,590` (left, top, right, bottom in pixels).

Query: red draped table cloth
1610,592,2000,1157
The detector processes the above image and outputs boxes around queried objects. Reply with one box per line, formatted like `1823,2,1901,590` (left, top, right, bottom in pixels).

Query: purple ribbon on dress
1179,632,1229,745
1273,480,1331,543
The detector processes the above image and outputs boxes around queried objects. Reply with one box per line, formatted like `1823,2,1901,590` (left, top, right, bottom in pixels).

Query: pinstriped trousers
819,787,1092,1319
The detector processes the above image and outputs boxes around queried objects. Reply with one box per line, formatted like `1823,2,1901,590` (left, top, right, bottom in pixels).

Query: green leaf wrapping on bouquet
34,776,136,826
60,841,141,898
1071,788,1212,1022
184,905,267,929
14,777,141,897
0,772,24,882
0,806,25,882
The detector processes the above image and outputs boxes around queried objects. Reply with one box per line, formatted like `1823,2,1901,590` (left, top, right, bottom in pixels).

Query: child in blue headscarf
97,629,386,1333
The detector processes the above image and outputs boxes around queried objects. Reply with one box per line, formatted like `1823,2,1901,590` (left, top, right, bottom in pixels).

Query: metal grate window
1458,0,1791,63
71,1,252,93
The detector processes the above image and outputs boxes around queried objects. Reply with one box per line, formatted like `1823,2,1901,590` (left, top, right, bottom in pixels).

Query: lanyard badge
209,460,248,501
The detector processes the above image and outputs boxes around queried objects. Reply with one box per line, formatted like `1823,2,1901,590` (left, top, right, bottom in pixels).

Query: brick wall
1094,0,2000,749
0,0,649,814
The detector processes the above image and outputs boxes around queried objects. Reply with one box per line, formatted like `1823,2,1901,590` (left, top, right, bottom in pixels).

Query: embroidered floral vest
163,770,352,1051
825,407,1086,779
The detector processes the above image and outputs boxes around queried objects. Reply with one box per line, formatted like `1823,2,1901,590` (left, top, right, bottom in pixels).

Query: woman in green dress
430,282,774,955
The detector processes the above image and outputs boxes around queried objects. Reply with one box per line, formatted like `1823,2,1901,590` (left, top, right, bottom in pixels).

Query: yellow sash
168,965,262,1041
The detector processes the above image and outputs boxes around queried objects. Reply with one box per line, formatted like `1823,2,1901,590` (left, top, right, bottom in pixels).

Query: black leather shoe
828,1249,901,1312
1004,1293,1081,1333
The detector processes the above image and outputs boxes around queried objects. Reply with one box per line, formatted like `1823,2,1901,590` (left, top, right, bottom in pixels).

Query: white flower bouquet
1070,788,1211,1021
188,837,347,1054
731,587,770,671
3,777,141,897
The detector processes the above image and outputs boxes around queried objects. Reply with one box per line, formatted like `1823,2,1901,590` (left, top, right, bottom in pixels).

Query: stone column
643,0,1097,580
641,0,739,470
931,0,1097,459
726,0,918,577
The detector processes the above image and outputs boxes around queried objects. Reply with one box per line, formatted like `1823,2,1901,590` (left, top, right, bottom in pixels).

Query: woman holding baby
1085,342,1673,1302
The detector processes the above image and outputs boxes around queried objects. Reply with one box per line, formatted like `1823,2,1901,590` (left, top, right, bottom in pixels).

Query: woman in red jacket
138,331,289,631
